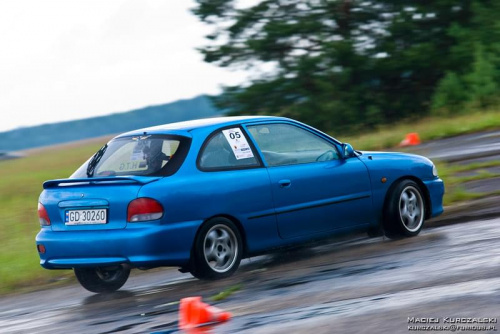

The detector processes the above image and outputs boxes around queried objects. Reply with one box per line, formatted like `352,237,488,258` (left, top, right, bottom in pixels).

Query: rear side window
198,127,260,170
71,135,190,178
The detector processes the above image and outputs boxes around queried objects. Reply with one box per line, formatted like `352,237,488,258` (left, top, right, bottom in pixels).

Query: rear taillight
37,244,46,254
38,203,51,226
127,198,163,222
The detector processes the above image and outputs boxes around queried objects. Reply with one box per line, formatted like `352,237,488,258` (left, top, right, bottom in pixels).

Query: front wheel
383,180,426,238
190,217,242,280
74,265,130,293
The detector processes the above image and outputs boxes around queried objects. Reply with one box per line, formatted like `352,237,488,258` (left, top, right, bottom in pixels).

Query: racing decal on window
222,128,255,160
120,141,148,171
130,151,144,162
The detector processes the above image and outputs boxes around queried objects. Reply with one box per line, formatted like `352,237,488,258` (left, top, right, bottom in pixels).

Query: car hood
359,151,433,164
357,151,436,180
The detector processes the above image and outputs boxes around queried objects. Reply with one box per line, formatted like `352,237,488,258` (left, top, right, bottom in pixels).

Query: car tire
74,265,130,293
383,180,425,238
190,217,242,280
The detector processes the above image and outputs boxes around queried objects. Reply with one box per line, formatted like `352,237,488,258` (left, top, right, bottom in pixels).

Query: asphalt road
404,129,500,163
1,217,499,334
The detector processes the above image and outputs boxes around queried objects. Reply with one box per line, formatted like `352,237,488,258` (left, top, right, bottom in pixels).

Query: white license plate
65,209,107,225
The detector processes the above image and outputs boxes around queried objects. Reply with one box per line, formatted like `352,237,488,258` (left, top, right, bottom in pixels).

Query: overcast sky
0,0,247,132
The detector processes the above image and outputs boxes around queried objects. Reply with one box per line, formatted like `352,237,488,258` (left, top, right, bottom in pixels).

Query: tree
431,72,467,115
193,0,496,133
432,1,500,111
466,45,498,108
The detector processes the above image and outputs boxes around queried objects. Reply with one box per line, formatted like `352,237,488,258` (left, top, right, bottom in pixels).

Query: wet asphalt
1,131,500,334
1,218,499,333
406,129,500,163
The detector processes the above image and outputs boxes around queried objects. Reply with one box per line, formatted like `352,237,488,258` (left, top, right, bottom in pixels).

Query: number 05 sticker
222,128,255,160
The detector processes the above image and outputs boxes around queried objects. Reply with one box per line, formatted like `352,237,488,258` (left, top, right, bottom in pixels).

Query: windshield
71,135,190,178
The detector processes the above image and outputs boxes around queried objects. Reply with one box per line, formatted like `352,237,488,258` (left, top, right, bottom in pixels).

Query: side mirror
342,143,356,159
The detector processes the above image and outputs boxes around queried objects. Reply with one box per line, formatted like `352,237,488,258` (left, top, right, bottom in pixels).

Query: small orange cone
179,296,231,330
399,132,421,147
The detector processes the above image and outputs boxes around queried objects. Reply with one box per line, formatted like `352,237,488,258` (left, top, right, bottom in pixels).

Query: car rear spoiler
43,176,160,189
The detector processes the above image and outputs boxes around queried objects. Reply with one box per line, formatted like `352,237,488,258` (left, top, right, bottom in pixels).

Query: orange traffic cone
399,132,421,147
179,296,231,330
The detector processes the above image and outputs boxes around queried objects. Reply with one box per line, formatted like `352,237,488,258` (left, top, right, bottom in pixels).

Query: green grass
435,160,500,205
445,160,500,173
0,142,104,295
455,171,500,183
210,284,242,301
1,109,500,295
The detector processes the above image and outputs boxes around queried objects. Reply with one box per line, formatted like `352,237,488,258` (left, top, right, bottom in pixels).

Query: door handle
278,179,291,188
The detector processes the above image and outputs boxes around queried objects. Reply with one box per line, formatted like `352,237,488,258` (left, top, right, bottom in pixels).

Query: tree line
193,0,500,133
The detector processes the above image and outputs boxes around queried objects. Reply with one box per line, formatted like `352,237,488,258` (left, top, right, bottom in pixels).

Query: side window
199,127,260,170
248,123,339,167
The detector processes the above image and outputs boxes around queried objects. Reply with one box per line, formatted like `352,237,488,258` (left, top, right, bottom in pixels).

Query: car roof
117,116,288,137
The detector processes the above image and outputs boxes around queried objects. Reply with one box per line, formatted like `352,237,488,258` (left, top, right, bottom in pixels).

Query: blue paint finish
424,178,445,217
40,183,142,231
36,116,444,272
58,199,108,208
357,151,444,222
137,167,277,255
37,219,201,269
265,158,373,239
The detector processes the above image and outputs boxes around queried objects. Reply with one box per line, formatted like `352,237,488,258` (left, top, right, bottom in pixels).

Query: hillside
0,95,221,151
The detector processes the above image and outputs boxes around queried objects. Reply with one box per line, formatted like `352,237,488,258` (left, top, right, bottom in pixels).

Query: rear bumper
424,178,445,218
36,220,201,269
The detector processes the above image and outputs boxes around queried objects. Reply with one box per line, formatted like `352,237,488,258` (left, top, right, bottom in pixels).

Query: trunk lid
40,176,160,231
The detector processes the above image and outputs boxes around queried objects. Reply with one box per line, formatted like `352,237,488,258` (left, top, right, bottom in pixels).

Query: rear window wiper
86,144,108,177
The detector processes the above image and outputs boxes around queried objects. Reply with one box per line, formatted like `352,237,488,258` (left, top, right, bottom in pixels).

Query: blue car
36,116,444,293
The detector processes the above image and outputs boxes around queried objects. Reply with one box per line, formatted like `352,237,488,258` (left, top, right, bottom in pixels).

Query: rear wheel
190,217,242,280
383,180,425,238
74,265,130,293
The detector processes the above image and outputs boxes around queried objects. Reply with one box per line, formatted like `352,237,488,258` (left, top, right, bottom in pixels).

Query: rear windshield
71,135,190,178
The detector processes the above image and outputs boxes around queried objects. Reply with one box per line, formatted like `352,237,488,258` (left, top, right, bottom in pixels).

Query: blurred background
1,0,500,301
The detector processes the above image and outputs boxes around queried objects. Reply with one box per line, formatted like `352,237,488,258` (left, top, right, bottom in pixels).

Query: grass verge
435,160,500,205
0,141,104,295
210,284,242,301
